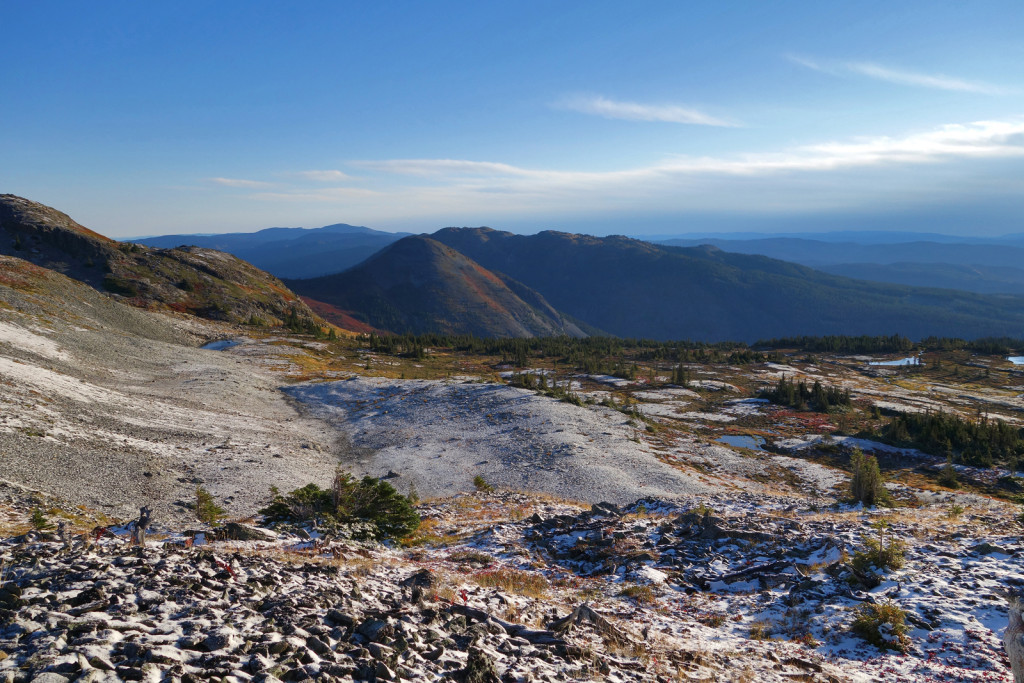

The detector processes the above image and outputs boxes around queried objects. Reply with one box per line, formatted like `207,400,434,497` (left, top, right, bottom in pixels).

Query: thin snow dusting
0,320,68,361
286,377,716,503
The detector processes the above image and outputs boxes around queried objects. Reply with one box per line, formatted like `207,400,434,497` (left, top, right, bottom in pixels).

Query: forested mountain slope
431,227,1024,341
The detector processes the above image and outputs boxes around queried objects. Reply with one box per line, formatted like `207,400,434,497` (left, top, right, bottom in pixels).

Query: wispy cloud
207,177,275,189
362,120,1024,184
249,187,381,202
217,118,1024,220
555,94,739,127
845,62,1009,94
294,169,356,182
354,159,531,178
789,54,1011,94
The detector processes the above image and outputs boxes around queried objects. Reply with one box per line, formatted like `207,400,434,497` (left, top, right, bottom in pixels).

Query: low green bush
852,536,906,573
102,275,139,297
194,486,227,526
852,520,906,575
851,601,911,652
30,508,52,531
937,458,960,489
260,469,419,540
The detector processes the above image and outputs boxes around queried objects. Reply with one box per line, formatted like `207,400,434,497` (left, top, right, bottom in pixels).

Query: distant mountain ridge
657,236,1024,268
136,223,409,278
430,227,1024,342
286,235,589,338
817,262,1024,296
657,236,1024,295
19,197,1024,341
0,194,320,327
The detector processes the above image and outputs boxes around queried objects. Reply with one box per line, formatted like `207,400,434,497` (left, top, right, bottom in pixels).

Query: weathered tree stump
130,505,152,546
1006,589,1024,683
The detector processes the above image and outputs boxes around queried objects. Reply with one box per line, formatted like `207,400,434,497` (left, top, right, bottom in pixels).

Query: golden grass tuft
470,566,549,598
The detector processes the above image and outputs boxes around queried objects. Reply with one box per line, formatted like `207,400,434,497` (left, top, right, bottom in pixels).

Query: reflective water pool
717,435,766,451
869,356,922,366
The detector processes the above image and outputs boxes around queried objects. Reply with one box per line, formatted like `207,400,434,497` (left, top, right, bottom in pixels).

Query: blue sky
3,1,1024,237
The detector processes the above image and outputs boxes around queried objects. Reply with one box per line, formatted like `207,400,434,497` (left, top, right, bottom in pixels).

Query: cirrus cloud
294,169,357,182
789,55,1013,95
554,94,739,127
207,177,275,188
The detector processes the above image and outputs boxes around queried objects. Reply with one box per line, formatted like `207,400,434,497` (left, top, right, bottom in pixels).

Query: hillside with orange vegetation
287,235,590,338
0,195,322,328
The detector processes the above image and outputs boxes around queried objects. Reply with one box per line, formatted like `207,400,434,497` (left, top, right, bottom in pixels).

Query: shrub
102,275,139,297
852,537,906,574
194,486,226,526
937,458,960,489
260,469,419,540
30,508,52,531
473,475,494,493
748,620,773,640
851,601,911,652
849,449,891,507
851,521,905,574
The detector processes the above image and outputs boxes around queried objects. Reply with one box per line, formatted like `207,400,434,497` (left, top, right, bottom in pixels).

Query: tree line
874,411,1023,469
760,376,852,413
366,332,1022,362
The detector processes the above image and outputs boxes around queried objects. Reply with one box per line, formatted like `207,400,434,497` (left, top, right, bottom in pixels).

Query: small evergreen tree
260,469,419,540
30,508,52,530
937,456,960,489
194,486,227,526
850,449,890,507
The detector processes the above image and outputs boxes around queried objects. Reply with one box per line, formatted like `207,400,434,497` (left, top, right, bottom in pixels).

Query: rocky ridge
0,195,321,328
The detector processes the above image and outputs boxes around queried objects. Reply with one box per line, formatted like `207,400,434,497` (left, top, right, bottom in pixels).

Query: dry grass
618,584,657,605
470,566,549,598
697,613,727,628
400,517,465,548
748,620,773,640
448,549,494,567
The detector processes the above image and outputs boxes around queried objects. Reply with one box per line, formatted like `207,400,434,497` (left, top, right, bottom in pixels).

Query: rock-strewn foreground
1,492,1021,682
3,245,1024,681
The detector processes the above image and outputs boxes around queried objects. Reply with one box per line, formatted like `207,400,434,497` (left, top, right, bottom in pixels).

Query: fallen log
447,603,566,646
699,560,791,589
547,603,632,647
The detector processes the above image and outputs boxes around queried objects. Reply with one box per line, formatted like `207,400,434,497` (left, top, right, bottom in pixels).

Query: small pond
201,339,241,351
1009,356,1024,365
717,435,766,451
869,356,922,367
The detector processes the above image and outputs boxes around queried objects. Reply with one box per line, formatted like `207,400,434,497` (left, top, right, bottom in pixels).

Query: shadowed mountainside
817,261,1024,296
0,194,320,327
431,227,1024,342
660,236,1024,295
287,235,589,338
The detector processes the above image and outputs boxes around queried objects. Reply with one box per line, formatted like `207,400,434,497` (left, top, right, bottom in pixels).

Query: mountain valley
1,198,1023,682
